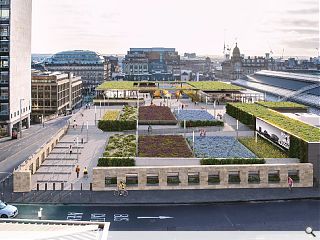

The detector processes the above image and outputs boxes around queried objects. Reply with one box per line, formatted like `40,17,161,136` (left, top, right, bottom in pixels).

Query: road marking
223,214,234,227
90,213,106,222
67,212,83,221
114,214,129,222
137,216,174,220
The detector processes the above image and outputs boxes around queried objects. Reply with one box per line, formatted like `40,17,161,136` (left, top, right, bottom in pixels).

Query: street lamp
19,98,25,138
136,90,139,156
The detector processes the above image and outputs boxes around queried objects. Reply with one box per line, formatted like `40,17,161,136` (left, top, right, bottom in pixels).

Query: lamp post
136,90,139,156
86,121,89,142
19,98,25,138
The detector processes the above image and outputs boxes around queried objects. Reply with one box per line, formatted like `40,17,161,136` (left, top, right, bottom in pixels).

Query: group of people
75,165,88,179
199,129,206,137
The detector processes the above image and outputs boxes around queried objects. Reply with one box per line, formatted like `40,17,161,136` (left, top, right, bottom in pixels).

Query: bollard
90,183,92,191
45,183,47,191
37,184,39,191
1,192,3,201
61,182,64,191
80,183,83,191
71,183,73,191
53,183,55,191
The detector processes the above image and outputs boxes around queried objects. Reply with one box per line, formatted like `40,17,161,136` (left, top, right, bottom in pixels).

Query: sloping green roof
187,81,243,91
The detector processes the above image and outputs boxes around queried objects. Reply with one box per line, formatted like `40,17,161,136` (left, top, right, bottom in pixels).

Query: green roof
187,81,243,91
228,103,320,142
256,101,308,109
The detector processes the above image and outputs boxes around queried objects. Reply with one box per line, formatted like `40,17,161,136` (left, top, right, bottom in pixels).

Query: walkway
32,107,108,190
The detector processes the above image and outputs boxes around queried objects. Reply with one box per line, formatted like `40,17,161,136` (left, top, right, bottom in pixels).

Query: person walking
288,176,293,191
69,145,72,155
83,167,88,179
75,165,80,178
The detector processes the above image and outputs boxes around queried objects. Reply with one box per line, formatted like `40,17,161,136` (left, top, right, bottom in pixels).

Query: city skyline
32,0,319,57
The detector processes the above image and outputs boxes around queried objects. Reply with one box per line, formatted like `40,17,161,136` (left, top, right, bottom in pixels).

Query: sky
31,0,319,57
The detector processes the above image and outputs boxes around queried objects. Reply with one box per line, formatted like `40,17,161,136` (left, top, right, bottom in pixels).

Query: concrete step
36,172,71,175
41,164,75,167
44,158,78,161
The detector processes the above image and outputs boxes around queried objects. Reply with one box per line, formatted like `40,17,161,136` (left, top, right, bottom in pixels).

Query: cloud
279,28,319,34
287,8,319,14
282,37,319,49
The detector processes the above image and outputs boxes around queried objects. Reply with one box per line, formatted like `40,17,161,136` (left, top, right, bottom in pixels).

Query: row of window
10,106,31,119
105,170,300,187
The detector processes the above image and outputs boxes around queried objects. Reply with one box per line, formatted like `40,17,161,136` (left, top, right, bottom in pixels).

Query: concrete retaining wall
92,163,313,191
13,125,69,192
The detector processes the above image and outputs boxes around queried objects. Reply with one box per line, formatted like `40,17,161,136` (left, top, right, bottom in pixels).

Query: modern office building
0,0,32,136
123,48,181,81
44,50,109,94
31,71,83,122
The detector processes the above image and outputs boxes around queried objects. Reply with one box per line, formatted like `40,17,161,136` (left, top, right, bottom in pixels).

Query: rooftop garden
120,106,137,121
256,101,308,110
239,136,289,158
226,103,320,142
96,81,195,91
188,136,256,158
187,81,243,91
138,135,193,158
139,106,177,124
174,110,215,121
102,110,120,120
103,134,136,157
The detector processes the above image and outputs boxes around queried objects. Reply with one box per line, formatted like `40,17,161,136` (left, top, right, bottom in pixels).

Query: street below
12,199,319,231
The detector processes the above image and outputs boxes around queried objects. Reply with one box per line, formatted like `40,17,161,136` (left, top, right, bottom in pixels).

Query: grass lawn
239,136,289,158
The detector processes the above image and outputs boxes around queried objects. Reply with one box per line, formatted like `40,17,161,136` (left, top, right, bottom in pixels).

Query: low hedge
180,120,224,128
98,120,136,131
200,158,265,165
98,157,135,167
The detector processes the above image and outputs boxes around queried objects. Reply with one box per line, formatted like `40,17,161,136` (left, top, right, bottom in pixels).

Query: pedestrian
81,138,84,144
73,138,76,145
75,165,80,178
148,125,152,133
69,145,72,155
42,121,45,128
182,104,184,110
288,176,293,191
83,167,88,179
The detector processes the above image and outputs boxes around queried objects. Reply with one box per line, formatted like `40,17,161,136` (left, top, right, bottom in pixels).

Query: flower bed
139,106,177,125
188,136,256,158
98,157,135,167
120,106,137,121
239,136,288,158
174,110,215,121
102,110,120,120
201,158,265,165
103,134,136,157
98,106,137,131
138,135,193,158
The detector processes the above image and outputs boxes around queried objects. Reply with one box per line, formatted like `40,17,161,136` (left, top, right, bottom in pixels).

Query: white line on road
137,216,174,220
223,214,234,228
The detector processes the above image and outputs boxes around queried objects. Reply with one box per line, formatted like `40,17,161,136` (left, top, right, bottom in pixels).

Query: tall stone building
220,43,275,80
0,0,32,136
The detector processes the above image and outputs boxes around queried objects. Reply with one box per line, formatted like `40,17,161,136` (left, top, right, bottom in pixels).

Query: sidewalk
1,185,319,205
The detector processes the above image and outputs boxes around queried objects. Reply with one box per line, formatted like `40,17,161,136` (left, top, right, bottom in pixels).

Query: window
288,170,300,183
228,171,240,184
248,171,260,184
167,172,180,185
105,177,117,187
208,173,220,185
268,170,280,183
0,9,9,20
147,174,159,185
126,174,138,186
0,57,8,68
188,172,200,185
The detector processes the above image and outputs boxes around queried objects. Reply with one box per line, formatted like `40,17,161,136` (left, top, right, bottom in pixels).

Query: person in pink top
288,176,293,191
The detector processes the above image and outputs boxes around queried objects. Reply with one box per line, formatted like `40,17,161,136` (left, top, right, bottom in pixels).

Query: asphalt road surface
0,116,70,181
12,200,320,231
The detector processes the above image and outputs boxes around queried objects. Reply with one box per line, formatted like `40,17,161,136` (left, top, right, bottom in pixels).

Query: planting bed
174,110,215,121
139,106,177,124
120,106,137,121
104,134,136,157
188,136,256,158
138,135,193,158
102,110,120,120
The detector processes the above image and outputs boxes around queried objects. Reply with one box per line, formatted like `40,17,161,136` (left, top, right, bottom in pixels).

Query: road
0,116,71,181
12,200,320,231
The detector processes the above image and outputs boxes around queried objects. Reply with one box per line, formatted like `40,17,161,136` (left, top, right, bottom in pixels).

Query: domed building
44,50,110,93
219,43,274,80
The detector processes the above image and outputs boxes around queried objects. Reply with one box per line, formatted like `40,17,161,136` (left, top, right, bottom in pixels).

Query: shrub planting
98,157,135,167
103,134,136,157
181,120,224,128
